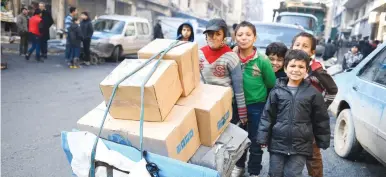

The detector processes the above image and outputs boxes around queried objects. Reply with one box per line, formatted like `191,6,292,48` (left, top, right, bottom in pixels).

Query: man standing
16,7,29,56
39,2,54,59
64,7,77,63
153,20,164,39
322,39,337,61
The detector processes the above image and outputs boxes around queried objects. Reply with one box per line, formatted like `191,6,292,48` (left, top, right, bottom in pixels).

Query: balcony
343,0,366,9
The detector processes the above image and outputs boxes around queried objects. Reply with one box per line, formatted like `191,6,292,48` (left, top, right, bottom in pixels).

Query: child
266,42,288,78
80,11,94,66
292,32,337,177
257,49,331,177
342,44,363,70
177,22,194,42
231,21,276,177
199,18,247,125
68,17,83,68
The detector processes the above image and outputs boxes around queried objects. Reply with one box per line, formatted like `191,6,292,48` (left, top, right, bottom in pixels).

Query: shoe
36,58,44,63
84,61,91,66
250,175,259,177
25,53,30,60
69,65,74,69
42,55,47,59
231,166,245,177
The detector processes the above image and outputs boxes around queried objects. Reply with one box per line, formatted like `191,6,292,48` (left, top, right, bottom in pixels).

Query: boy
266,42,288,78
68,17,83,68
292,32,337,177
342,44,363,70
177,22,194,42
257,49,331,177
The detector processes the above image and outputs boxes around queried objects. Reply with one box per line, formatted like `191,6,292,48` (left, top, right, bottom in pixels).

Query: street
1,51,386,177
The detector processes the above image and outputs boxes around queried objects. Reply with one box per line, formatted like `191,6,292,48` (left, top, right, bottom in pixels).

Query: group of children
195,19,338,177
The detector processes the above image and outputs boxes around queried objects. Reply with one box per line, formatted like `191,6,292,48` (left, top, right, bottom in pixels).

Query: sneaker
25,54,30,60
231,166,245,177
36,58,44,63
84,61,91,66
73,65,79,69
250,175,259,177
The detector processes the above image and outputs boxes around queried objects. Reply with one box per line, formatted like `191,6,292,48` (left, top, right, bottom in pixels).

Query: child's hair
265,42,288,58
284,49,311,68
81,11,89,18
182,24,192,30
72,16,79,22
234,21,256,36
291,32,317,51
33,9,41,15
69,6,76,13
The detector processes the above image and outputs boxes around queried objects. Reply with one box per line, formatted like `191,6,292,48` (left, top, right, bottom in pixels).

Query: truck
273,0,327,40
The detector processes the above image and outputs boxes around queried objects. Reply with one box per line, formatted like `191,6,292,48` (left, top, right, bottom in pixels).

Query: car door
122,22,136,55
351,47,386,155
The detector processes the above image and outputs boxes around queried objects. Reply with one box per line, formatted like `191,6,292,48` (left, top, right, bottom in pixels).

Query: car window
125,23,135,36
142,23,150,35
359,48,386,86
93,19,125,35
136,22,144,35
252,23,303,48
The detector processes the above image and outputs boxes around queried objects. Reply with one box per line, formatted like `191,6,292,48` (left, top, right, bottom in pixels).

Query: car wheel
112,46,122,63
334,109,362,158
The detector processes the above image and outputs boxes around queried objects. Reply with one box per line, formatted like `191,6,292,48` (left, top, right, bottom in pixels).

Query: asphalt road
2,52,386,177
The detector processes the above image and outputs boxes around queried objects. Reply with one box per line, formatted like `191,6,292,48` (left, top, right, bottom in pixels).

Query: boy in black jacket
257,50,330,177
80,12,94,65
68,17,83,68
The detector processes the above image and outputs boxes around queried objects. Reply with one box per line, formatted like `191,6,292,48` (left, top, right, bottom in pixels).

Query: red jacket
29,15,42,36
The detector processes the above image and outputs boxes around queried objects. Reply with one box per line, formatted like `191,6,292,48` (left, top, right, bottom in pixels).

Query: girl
231,21,276,177
199,18,247,125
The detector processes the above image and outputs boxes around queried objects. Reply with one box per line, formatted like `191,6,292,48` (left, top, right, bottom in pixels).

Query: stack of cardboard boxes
77,39,233,163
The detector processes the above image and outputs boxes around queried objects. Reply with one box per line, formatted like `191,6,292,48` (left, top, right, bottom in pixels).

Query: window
125,23,135,36
359,48,386,86
136,23,149,35
94,19,125,35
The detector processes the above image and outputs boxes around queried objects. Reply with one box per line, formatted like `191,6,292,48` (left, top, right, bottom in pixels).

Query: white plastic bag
66,131,151,177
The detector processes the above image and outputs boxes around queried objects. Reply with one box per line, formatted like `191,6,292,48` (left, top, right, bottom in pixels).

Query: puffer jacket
257,78,331,157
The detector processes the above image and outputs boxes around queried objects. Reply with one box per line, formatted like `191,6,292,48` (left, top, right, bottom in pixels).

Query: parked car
91,15,152,62
251,22,304,53
329,42,386,165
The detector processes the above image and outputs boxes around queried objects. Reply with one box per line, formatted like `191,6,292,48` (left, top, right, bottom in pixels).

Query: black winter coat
68,23,83,48
80,19,94,40
257,78,331,157
40,10,54,40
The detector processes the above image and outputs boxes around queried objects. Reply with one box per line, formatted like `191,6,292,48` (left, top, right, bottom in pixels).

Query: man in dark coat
39,2,54,59
322,39,337,61
153,20,164,39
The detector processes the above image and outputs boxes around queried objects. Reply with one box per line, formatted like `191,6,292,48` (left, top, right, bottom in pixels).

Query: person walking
16,7,29,56
80,11,93,66
64,7,78,63
26,9,43,62
38,2,54,59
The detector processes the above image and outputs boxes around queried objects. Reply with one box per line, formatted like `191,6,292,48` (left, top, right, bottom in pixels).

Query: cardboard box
77,103,201,162
176,84,233,146
100,59,182,121
138,39,200,96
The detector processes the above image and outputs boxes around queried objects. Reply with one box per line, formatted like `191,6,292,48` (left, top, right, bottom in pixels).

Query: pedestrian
65,7,78,64
291,32,338,177
68,17,83,69
80,11,94,66
176,22,194,42
199,18,248,126
322,39,336,61
266,42,288,78
257,49,331,177
16,7,29,56
231,21,276,177
39,2,54,59
153,20,164,39
26,9,43,62
342,44,363,70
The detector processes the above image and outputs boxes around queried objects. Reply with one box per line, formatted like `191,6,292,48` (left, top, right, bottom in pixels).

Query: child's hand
240,118,248,125
260,144,267,148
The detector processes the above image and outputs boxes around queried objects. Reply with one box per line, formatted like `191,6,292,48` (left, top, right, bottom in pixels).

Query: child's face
285,59,308,82
206,30,225,49
235,26,256,50
182,25,192,39
80,14,87,20
292,36,315,57
351,46,358,53
268,54,284,72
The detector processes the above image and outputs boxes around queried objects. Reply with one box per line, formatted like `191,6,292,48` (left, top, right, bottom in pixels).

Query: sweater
28,15,42,36
199,45,247,120
236,48,276,104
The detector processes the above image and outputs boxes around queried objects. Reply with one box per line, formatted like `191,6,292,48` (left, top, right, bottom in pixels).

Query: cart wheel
90,53,98,65
98,57,105,64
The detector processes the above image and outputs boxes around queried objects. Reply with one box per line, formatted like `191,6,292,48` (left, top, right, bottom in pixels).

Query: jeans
70,47,80,61
19,32,28,55
269,153,307,177
65,35,70,60
83,38,91,62
28,34,41,59
234,102,265,175
40,38,48,57
306,141,323,177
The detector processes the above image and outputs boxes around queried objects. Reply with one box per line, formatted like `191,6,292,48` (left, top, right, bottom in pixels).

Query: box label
176,129,194,154
217,111,230,130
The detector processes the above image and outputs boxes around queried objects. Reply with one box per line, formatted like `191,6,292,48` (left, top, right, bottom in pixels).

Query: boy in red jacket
26,9,43,62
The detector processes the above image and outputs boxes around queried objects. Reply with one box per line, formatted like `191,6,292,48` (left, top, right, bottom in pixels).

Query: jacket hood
177,22,194,42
